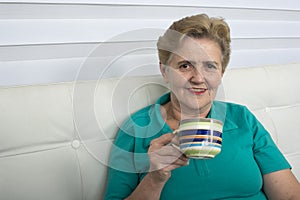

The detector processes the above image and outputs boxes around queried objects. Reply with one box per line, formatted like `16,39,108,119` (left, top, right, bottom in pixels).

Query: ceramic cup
173,118,223,159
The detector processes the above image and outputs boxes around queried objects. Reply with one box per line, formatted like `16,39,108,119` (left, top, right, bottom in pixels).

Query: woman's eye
178,63,193,72
207,63,216,68
205,62,218,70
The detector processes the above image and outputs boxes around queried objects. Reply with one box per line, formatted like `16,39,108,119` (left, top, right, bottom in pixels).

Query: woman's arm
125,133,189,200
124,172,168,200
263,169,300,200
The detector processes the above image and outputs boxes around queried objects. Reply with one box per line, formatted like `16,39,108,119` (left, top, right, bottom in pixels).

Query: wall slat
1,0,300,11
1,38,300,62
1,19,299,46
1,3,300,20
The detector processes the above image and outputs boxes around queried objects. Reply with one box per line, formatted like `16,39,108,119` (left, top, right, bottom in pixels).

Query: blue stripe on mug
180,143,221,149
179,129,222,137
180,138,222,145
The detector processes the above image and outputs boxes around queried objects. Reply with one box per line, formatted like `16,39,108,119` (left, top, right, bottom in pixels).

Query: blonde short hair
157,14,231,73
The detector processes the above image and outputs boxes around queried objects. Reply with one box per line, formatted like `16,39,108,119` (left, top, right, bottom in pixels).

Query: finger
174,156,190,166
150,133,175,148
170,136,180,147
150,144,182,158
149,147,182,168
158,158,190,172
164,153,189,166
150,158,189,172
150,147,189,166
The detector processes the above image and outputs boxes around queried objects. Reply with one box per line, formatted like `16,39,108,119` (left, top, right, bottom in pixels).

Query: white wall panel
2,38,300,62
1,3,300,20
0,19,168,45
0,1,299,86
1,19,299,45
2,0,300,10
0,54,161,86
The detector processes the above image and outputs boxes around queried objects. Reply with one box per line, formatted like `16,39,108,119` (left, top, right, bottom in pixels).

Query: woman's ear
160,62,169,83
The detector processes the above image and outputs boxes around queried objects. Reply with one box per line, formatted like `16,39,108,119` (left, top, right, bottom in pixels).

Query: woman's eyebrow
177,59,219,66
203,60,219,65
177,60,195,66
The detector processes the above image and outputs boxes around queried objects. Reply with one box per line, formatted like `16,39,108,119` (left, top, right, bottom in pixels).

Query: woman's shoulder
216,100,250,112
121,104,155,129
214,101,255,122
131,104,154,120
213,100,250,113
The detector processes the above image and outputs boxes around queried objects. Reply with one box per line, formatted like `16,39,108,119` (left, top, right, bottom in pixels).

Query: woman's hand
125,133,189,200
148,133,189,183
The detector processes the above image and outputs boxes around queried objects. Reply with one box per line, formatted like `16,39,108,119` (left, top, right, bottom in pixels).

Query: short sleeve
104,106,155,200
104,126,140,200
246,108,291,175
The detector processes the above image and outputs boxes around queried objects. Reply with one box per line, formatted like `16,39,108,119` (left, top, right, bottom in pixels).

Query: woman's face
160,37,223,115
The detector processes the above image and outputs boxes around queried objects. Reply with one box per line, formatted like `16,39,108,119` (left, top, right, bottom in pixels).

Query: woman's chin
180,102,211,114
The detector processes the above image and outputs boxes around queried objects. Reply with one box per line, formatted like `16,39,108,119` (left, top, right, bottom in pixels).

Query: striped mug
173,118,223,159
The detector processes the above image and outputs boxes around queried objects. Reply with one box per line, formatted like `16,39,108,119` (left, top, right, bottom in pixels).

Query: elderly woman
104,14,300,199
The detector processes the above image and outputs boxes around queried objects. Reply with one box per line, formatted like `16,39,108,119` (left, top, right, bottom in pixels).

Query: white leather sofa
0,63,299,200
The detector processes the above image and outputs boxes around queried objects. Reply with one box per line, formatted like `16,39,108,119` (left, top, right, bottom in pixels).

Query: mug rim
179,117,223,126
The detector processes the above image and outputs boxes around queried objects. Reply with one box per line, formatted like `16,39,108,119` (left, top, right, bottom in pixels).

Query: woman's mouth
188,88,207,95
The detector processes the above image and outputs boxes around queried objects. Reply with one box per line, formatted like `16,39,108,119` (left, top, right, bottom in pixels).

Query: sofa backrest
222,63,300,180
0,63,299,200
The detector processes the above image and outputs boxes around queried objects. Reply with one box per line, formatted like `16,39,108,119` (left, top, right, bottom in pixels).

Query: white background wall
1,0,300,86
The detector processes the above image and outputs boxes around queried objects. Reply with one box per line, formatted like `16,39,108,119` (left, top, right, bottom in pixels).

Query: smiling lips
188,88,207,95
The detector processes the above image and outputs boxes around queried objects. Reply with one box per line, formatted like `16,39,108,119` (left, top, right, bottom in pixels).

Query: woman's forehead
170,38,222,64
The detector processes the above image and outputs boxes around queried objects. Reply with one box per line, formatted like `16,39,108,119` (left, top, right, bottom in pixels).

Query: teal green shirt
105,93,291,200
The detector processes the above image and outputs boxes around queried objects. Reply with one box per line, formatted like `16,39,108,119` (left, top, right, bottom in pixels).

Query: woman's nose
190,67,205,83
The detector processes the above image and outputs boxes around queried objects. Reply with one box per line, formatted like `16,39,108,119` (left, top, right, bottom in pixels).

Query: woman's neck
169,93,211,118
161,100,211,130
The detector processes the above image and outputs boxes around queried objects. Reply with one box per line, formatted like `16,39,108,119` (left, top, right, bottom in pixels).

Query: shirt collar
209,100,238,132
